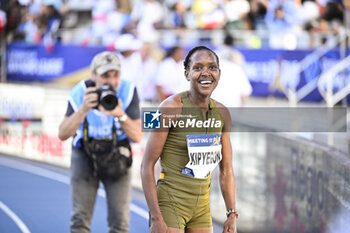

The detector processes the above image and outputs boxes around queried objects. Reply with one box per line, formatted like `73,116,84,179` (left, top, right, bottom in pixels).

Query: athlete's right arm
140,96,181,233
141,130,169,232
58,87,98,141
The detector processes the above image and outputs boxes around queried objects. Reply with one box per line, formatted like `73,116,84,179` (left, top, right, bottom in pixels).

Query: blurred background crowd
1,0,349,105
0,0,348,50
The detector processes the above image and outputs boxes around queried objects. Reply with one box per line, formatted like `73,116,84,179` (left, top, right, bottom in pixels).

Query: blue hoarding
6,43,349,102
6,42,105,82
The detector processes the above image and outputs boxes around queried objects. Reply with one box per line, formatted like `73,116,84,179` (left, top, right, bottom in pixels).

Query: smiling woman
141,46,238,233
184,47,221,102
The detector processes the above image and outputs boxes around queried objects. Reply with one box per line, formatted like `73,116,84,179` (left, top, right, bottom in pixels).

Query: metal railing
0,32,6,83
283,29,349,106
57,27,338,49
317,54,350,107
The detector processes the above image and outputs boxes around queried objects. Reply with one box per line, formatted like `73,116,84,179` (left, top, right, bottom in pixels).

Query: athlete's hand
222,214,237,233
150,218,168,233
82,87,98,113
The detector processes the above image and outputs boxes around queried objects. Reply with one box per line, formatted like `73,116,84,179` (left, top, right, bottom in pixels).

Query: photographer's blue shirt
66,79,140,148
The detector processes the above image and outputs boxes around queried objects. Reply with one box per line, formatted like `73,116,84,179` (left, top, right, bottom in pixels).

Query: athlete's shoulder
211,98,227,110
159,93,183,108
157,93,183,118
211,98,231,122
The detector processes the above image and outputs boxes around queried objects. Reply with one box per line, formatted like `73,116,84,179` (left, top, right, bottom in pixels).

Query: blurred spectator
0,9,6,34
42,0,62,14
265,0,303,49
104,8,132,45
137,42,159,102
191,0,225,29
4,0,344,50
16,11,41,43
130,0,164,42
28,0,42,16
116,0,132,14
160,1,192,46
248,0,268,30
103,0,133,46
299,0,319,25
293,0,320,48
345,0,350,29
38,0,62,51
155,46,188,102
82,0,133,46
9,0,62,46
114,33,144,93
114,34,159,102
213,32,252,107
317,1,344,48
223,0,251,30
215,32,245,67
83,0,115,45
170,2,188,28
0,0,10,9
303,0,344,47
5,0,24,41
320,1,344,32
211,58,252,107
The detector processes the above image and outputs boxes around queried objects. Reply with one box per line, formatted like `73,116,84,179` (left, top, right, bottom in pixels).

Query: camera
86,80,118,110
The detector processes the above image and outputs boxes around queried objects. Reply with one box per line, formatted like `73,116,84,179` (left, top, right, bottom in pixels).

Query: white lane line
97,189,149,220
0,159,70,184
130,203,149,220
0,157,149,220
0,201,31,233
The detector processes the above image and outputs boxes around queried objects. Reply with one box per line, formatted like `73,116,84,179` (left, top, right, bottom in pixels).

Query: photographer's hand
100,100,142,142
82,87,99,113
99,97,124,118
58,87,98,141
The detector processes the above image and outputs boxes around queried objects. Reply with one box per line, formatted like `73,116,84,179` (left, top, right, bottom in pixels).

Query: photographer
58,51,142,233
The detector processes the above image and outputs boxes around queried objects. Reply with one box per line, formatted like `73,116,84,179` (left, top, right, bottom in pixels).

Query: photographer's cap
91,51,121,75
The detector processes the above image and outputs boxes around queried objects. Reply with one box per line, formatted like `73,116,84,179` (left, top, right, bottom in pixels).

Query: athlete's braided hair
183,46,219,71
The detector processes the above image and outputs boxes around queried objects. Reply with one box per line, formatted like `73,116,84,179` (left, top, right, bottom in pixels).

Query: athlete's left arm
219,105,237,233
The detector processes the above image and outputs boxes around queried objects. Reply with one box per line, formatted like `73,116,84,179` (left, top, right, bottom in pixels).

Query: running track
0,154,223,233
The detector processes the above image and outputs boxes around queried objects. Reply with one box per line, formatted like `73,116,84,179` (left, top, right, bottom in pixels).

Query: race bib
181,134,222,179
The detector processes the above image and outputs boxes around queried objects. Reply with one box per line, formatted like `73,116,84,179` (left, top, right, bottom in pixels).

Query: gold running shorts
156,173,212,229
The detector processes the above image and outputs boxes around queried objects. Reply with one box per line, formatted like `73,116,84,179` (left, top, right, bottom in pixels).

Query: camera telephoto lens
99,85,118,110
85,81,118,110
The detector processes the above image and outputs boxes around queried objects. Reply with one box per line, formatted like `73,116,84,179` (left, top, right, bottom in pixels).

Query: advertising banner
0,83,70,166
265,133,350,233
240,48,350,101
6,43,350,102
6,42,105,82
